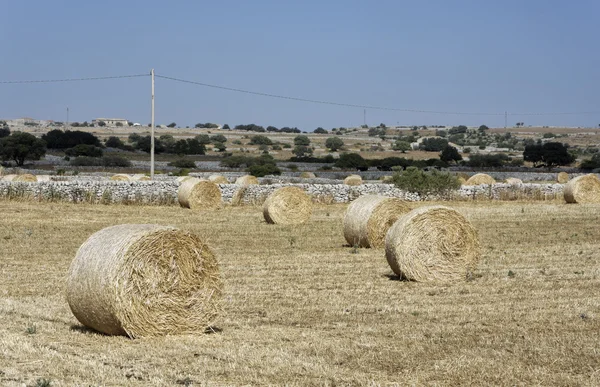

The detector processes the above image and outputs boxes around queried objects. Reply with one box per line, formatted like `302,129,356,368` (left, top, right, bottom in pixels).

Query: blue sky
1,0,599,130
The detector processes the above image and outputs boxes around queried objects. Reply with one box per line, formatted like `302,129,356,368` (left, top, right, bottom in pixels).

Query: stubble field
1,199,599,386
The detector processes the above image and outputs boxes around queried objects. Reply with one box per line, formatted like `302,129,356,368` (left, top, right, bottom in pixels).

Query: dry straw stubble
13,174,37,182
132,174,150,181
465,173,496,185
385,205,481,282
344,175,363,186
263,186,313,225
235,175,259,186
564,174,600,204
66,224,222,338
300,172,316,178
178,178,222,210
110,174,131,181
505,177,523,185
208,175,229,184
343,195,410,248
557,172,569,183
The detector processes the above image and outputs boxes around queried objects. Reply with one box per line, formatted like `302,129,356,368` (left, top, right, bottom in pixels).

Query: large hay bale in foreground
235,175,259,186
564,174,600,204
343,195,410,248
208,175,229,184
385,205,481,282
13,174,37,182
465,173,495,186
132,174,150,181
263,187,313,225
178,178,222,210
300,171,316,179
2,174,16,181
66,224,222,338
110,174,131,181
344,175,363,186
557,172,569,184
505,177,523,185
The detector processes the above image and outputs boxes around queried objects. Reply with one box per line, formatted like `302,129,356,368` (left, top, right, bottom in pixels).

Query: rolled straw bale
564,174,600,204
344,174,363,186
176,176,193,184
385,205,481,282
231,186,247,206
557,172,569,184
66,224,222,338
343,195,411,248
178,178,222,210
132,174,151,181
505,177,523,185
300,171,316,179
13,174,37,182
235,175,259,186
36,175,52,182
465,173,495,186
110,174,131,181
2,174,16,181
263,186,313,225
457,176,468,185
208,174,229,184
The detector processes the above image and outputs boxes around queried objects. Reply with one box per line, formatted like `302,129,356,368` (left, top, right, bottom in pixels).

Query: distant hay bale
208,175,229,184
343,195,411,248
176,176,193,184
231,186,248,206
132,174,150,181
465,173,496,185
235,175,259,186
110,174,131,181
36,175,52,182
505,177,523,185
263,187,313,225
564,174,600,204
385,205,481,282
66,224,222,338
300,172,316,178
344,175,363,186
13,174,37,182
457,176,468,185
2,174,16,181
178,178,222,210
557,172,569,183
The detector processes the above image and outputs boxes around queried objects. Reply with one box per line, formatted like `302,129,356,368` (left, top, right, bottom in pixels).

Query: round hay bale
457,176,468,185
465,173,495,186
505,177,523,185
557,172,569,184
36,175,52,182
564,174,600,204
13,174,37,182
66,224,222,338
235,175,259,186
132,174,151,181
178,178,222,210
208,174,229,184
176,176,193,184
110,174,131,181
263,187,313,225
300,171,316,179
343,195,411,248
2,174,16,181
231,186,247,206
385,205,481,282
344,175,363,186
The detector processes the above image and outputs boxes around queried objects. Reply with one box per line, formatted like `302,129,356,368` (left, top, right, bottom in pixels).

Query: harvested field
0,200,599,385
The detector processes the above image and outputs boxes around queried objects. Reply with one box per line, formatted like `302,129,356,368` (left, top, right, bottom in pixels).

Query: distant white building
92,118,129,126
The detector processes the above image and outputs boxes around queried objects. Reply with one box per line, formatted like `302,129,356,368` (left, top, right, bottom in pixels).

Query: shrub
286,163,299,171
69,156,102,166
102,155,132,167
248,135,272,145
65,144,103,157
42,129,101,149
419,137,448,152
169,159,197,169
392,167,460,197
335,153,368,170
466,154,509,168
106,136,125,149
247,163,281,177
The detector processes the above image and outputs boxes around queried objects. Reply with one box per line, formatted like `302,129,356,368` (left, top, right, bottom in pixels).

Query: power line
0,73,149,84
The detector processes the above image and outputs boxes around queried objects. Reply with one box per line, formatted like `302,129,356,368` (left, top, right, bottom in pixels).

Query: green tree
167,122,177,128
159,134,176,153
392,140,411,153
0,126,11,138
419,137,448,152
97,121,106,127
293,145,313,158
478,125,489,132
294,135,311,146
335,153,368,170
249,135,273,145
222,124,230,130
439,145,462,164
106,136,125,149
194,134,211,145
213,142,227,152
0,132,47,166
314,127,328,134
210,134,227,144
325,137,344,151
116,122,123,127
523,142,574,168
392,167,460,198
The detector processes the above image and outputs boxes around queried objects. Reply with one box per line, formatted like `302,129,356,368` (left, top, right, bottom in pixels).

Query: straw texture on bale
13,174,37,182
505,177,523,185
2,174,16,181
457,176,468,185
300,171,316,178
231,186,247,206
132,174,150,181
208,175,229,184
557,172,569,184
178,178,222,210
343,195,411,248
465,173,496,185
176,176,193,184
66,224,222,338
235,175,259,186
564,174,600,204
110,174,131,181
36,175,51,182
385,205,481,282
344,175,363,186
263,186,313,225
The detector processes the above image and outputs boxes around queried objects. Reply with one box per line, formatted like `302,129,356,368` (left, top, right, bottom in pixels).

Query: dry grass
0,200,599,385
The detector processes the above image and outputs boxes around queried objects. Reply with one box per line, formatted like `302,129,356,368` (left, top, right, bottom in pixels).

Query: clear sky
1,0,599,130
